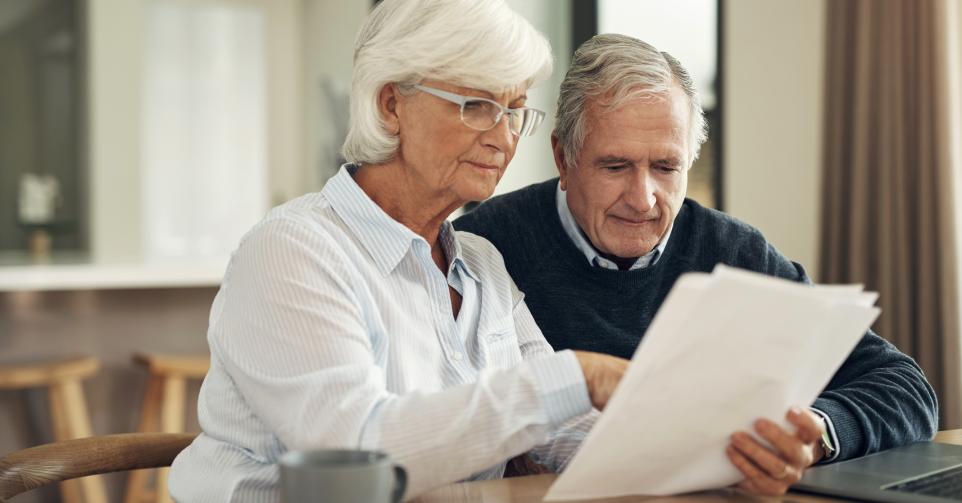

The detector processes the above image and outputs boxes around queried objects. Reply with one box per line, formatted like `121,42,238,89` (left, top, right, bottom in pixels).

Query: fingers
727,408,826,496
753,418,813,467
572,351,629,410
730,432,800,483
726,445,792,496
594,356,628,408
787,407,824,444
750,407,824,467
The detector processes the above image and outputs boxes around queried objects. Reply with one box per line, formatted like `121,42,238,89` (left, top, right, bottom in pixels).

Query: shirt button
452,351,464,361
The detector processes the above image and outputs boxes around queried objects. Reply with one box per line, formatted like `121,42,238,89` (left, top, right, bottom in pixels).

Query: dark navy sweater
455,178,938,462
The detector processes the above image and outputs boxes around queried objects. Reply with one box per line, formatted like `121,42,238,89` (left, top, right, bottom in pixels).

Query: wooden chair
0,356,106,503
125,353,209,503
0,433,196,502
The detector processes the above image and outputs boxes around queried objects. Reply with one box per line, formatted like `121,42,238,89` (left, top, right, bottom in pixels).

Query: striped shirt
169,165,595,502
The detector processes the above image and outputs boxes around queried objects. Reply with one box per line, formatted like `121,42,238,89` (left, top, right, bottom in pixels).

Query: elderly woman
168,0,626,500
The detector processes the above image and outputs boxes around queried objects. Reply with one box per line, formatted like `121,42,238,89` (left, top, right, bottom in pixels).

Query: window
0,0,84,256
141,0,269,261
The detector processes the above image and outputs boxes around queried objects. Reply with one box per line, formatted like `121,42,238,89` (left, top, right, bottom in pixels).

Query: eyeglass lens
461,100,540,136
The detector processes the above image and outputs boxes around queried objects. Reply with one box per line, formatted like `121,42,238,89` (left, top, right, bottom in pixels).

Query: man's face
554,84,691,259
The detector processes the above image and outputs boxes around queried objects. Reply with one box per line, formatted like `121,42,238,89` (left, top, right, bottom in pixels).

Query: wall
299,0,368,195
495,0,571,196
723,0,826,279
87,0,144,262
265,0,305,208
0,0,85,254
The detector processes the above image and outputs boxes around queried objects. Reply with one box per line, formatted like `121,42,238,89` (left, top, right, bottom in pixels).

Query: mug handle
391,465,408,503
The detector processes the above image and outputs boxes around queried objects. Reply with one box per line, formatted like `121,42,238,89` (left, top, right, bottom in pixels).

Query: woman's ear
378,83,401,135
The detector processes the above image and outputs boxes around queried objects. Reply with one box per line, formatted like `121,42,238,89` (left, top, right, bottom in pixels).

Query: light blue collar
323,164,477,280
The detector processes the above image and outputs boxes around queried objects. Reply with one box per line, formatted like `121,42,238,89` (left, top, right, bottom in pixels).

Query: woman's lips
467,161,500,171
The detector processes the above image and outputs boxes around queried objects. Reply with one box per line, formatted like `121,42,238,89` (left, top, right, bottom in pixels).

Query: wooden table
414,429,962,503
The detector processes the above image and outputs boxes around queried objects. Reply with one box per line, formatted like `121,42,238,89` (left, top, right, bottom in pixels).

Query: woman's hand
726,407,826,496
573,351,630,410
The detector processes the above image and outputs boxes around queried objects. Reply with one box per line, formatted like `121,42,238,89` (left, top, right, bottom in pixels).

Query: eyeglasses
413,84,546,137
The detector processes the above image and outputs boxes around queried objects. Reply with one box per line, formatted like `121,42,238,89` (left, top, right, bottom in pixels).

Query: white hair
341,0,553,165
555,33,708,169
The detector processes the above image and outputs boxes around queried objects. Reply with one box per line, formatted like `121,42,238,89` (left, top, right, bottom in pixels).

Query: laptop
793,442,962,502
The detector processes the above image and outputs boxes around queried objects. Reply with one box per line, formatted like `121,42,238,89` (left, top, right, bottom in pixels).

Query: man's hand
572,351,629,410
725,407,825,496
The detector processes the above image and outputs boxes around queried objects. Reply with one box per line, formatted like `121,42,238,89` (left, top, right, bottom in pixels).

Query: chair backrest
0,432,196,500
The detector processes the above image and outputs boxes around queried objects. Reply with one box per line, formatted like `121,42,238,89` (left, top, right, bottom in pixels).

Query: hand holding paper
725,407,824,496
545,265,880,501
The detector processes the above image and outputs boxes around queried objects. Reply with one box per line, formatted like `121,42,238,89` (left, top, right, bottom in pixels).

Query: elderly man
455,33,938,496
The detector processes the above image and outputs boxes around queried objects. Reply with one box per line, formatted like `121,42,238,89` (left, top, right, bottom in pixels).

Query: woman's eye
463,101,485,110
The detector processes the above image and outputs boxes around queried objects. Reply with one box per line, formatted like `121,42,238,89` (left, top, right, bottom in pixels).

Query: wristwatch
817,416,837,462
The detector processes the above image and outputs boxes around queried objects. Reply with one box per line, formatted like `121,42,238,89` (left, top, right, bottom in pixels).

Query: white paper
545,265,880,501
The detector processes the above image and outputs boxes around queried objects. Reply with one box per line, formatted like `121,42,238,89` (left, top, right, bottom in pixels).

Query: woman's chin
461,182,499,203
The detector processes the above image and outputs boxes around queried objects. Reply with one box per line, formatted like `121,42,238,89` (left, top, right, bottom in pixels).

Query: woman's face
391,80,528,204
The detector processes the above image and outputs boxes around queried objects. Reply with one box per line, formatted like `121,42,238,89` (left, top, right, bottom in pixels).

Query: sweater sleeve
753,240,939,461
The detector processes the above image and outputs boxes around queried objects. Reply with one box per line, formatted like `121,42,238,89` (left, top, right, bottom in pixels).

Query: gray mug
279,449,407,503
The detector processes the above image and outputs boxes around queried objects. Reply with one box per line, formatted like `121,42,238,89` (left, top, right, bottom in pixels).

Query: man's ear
551,133,569,191
378,83,401,135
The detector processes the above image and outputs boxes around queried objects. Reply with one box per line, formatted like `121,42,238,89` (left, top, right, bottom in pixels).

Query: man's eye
463,100,485,110
604,165,627,172
655,164,679,173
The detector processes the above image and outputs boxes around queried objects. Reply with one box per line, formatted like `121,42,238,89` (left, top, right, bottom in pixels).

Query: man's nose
623,169,657,213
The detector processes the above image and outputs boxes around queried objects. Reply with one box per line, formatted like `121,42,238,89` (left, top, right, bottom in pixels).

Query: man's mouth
610,215,658,225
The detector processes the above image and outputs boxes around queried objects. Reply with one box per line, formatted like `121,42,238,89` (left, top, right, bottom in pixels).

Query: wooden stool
0,356,108,503
124,353,209,503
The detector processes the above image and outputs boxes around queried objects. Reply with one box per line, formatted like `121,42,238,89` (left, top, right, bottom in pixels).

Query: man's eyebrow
653,157,683,167
594,156,634,166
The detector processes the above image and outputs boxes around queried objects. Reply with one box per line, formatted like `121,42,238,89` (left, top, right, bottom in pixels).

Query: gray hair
555,33,708,169
341,0,553,165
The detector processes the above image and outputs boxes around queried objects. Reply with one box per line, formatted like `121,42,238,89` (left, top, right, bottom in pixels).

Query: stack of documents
546,265,880,501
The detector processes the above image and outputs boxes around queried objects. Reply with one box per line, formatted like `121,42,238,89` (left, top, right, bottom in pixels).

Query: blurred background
1,0,961,501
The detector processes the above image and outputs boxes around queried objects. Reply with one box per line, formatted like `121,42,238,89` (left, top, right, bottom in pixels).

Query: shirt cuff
810,407,841,463
526,349,592,428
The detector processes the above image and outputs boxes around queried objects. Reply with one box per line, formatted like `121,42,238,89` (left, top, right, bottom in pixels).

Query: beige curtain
820,0,962,427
